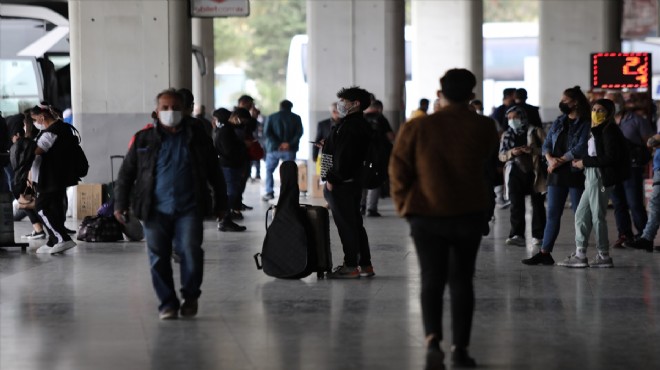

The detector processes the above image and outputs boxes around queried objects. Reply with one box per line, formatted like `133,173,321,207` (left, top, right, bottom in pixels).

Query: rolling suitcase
254,161,333,279
300,205,332,279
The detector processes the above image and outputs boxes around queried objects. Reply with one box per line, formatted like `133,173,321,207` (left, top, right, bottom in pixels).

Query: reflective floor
1,181,660,370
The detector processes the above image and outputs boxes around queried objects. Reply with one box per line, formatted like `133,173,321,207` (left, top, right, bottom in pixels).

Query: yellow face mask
591,111,607,127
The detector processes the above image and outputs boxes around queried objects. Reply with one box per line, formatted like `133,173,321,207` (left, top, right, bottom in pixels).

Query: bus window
0,58,43,115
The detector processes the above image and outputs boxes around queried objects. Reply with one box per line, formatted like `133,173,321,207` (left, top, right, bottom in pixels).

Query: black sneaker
425,337,445,370
65,227,77,235
522,251,555,265
180,299,198,318
230,210,244,220
241,203,253,211
159,307,178,320
22,230,46,240
218,221,247,232
367,210,381,217
451,347,476,368
631,237,653,252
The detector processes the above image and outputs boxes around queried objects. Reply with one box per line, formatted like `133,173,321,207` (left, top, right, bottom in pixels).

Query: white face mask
508,118,523,130
34,121,45,131
336,100,353,118
159,110,182,127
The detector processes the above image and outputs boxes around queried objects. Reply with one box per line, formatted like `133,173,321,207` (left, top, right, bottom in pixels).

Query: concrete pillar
68,0,193,188
307,0,406,145
192,18,215,116
410,0,483,115
539,0,620,119
168,0,192,90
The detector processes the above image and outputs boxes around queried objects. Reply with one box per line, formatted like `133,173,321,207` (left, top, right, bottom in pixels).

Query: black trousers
408,213,482,348
36,189,71,247
324,182,371,267
508,166,545,239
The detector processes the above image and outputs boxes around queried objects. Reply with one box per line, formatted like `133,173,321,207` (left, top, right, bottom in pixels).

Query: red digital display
591,52,651,89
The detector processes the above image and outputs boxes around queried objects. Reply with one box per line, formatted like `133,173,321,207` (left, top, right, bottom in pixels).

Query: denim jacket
542,114,589,161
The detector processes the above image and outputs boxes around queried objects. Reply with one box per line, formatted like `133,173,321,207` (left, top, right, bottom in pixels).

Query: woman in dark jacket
557,98,630,268
213,108,248,232
11,113,45,240
523,86,590,266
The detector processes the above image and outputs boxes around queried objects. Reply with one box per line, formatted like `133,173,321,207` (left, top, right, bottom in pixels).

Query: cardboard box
76,184,102,219
298,162,308,192
310,174,324,198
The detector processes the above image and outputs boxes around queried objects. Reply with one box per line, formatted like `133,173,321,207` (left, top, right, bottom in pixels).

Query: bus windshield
0,58,42,115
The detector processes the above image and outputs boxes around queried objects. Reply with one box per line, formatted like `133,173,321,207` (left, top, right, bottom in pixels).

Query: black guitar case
254,161,312,279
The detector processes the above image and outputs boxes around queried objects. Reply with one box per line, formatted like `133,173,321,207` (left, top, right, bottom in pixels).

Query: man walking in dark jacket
114,89,228,320
321,86,374,279
262,100,303,201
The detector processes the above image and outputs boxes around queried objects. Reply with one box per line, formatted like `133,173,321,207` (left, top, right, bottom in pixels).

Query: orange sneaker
327,265,360,279
359,265,375,278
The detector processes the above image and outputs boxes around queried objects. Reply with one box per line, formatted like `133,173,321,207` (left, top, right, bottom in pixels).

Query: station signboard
191,0,250,18
591,52,651,89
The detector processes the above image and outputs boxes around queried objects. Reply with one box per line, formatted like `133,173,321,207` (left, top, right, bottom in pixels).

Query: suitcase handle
264,205,275,231
253,253,263,270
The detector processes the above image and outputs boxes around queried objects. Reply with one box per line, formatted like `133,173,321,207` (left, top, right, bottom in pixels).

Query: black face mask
558,102,573,115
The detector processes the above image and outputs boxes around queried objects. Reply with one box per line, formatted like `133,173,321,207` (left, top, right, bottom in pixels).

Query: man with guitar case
254,161,332,279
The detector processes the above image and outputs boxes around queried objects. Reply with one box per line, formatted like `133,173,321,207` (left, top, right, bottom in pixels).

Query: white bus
285,22,539,148
1,3,208,117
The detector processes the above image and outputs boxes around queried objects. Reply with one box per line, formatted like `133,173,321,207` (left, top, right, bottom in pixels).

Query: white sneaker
505,235,526,247
532,238,543,246
35,245,52,254
50,240,76,254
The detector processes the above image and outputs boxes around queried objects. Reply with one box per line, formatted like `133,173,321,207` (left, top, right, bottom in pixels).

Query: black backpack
70,126,89,178
359,126,392,189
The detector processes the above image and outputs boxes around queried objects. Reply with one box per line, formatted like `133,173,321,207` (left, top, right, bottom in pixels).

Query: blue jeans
265,151,296,195
610,166,647,238
143,210,204,312
3,165,13,193
222,166,243,211
642,170,660,241
541,185,584,253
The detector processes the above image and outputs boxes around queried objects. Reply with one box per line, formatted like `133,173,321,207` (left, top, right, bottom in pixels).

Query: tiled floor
1,181,659,370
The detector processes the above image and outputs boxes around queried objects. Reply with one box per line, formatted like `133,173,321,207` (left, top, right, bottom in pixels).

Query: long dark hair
22,110,35,138
563,86,591,120
30,101,60,121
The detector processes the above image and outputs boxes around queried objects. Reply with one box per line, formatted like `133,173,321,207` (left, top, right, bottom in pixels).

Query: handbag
247,140,265,160
18,183,36,209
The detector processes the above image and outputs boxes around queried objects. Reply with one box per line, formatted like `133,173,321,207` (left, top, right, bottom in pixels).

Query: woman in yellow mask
558,99,631,268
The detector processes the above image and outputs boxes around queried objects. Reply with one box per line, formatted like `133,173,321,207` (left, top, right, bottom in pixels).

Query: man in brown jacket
389,69,499,368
